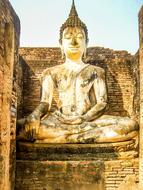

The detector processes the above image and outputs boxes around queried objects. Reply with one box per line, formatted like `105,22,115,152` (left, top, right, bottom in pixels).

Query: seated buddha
17,0,138,143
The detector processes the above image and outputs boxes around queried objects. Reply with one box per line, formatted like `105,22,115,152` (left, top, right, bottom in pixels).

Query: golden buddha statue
17,0,138,143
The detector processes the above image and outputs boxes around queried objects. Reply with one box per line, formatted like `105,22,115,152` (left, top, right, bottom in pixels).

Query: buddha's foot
67,127,138,143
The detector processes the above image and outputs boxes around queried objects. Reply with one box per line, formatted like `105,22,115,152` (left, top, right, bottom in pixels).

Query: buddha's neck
64,57,85,69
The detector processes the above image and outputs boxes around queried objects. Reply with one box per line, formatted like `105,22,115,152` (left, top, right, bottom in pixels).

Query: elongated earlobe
83,48,87,59
61,48,65,59
60,43,65,59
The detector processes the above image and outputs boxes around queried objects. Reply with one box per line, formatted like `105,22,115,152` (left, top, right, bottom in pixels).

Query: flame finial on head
69,0,78,17
59,0,88,44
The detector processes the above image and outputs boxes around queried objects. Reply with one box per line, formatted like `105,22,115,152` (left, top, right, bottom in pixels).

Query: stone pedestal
16,140,138,161
15,141,138,190
16,160,104,190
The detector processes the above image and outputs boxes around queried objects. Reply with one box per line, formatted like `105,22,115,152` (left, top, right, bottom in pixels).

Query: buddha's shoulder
84,64,105,76
42,64,64,76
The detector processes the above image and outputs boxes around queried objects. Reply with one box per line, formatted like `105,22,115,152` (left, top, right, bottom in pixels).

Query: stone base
15,160,104,190
16,141,139,190
17,140,138,161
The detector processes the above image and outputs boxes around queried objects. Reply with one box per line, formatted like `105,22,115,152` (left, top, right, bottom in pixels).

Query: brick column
0,0,20,189
0,22,15,190
139,5,143,190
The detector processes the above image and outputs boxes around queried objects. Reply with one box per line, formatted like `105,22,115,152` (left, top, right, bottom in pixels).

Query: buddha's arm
20,73,54,140
17,102,49,127
27,73,54,120
40,73,54,109
82,69,107,121
26,102,49,120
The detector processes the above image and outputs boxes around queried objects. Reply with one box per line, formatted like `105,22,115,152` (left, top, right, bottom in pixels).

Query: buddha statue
17,0,138,143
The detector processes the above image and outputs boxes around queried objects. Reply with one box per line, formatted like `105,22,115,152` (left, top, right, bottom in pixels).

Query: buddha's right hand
24,114,40,141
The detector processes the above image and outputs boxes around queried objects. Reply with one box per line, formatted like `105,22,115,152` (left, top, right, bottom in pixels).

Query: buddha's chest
54,66,97,93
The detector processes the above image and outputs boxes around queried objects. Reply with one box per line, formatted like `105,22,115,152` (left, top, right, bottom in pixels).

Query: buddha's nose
71,37,78,46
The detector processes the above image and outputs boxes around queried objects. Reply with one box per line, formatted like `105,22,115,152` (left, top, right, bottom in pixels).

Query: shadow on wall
18,56,41,117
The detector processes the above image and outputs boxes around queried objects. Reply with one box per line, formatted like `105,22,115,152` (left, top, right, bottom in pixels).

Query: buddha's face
61,27,86,60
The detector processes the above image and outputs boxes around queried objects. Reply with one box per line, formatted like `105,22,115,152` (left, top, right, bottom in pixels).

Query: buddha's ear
83,48,87,59
83,42,87,59
60,43,65,59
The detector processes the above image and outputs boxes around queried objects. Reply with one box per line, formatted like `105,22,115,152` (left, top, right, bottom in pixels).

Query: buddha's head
59,0,88,60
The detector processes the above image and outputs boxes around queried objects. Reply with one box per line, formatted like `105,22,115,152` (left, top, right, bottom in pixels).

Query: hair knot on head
59,0,88,44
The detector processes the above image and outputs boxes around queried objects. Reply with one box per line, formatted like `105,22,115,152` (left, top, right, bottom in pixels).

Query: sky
9,0,143,54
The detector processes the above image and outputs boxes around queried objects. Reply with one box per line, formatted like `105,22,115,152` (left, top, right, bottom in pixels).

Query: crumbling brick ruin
0,0,143,189
0,0,20,189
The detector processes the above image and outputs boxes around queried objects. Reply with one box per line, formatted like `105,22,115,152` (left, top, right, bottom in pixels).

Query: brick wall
16,160,104,190
139,5,143,190
0,0,20,189
104,159,139,190
15,155,139,190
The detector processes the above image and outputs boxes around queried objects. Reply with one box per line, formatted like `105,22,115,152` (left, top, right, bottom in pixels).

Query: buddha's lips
69,47,80,49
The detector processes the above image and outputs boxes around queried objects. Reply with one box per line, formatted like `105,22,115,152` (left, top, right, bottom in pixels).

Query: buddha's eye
64,33,72,39
76,33,84,39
